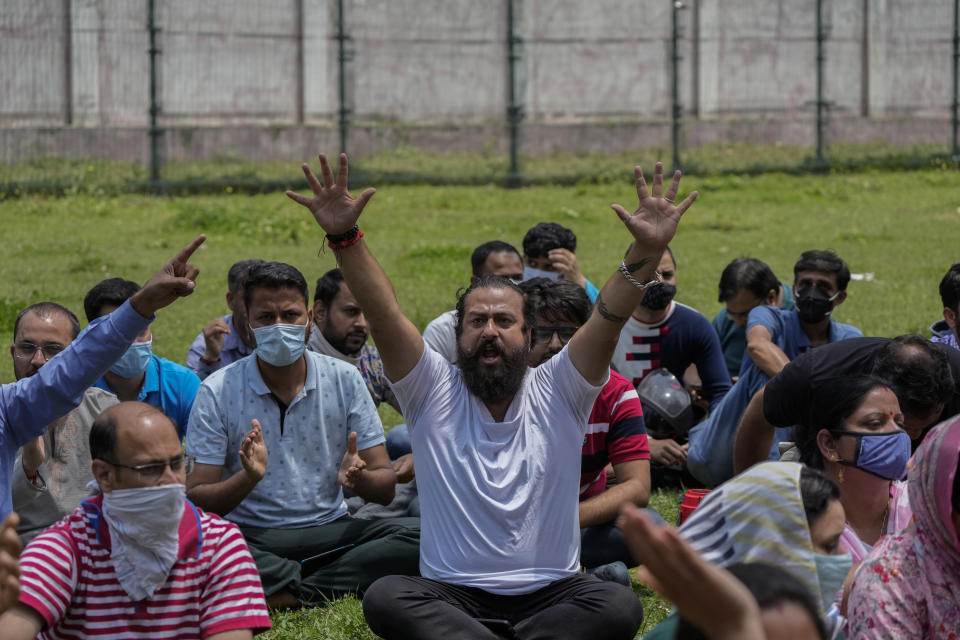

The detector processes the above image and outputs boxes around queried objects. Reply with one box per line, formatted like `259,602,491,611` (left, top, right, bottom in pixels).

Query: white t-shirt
390,345,605,595
422,310,458,363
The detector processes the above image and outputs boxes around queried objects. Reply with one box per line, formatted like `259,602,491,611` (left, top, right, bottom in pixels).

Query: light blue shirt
0,301,150,518
93,355,200,437
185,351,384,529
186,314,254,380
687,306,862,486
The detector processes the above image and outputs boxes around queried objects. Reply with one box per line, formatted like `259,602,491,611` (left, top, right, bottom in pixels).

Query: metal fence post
671,1,685,173
337,0,351,156
952,0,959,162
506,0,523,188
63,0,72,125
147,0,164,190
814,0,829,169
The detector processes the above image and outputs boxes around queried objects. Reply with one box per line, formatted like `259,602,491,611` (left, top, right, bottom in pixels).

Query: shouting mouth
478,340,503,365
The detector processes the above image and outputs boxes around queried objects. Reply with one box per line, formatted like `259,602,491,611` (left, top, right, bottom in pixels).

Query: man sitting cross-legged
520,277,657,584
185,261,420,608
285,153,698,639
0,402,271,639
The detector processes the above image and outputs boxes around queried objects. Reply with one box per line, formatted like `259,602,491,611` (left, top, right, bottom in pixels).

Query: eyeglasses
106,455,195,482
532,326,579,344
13,342,65,360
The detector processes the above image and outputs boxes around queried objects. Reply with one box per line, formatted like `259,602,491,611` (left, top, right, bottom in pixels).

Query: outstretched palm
611,162,698,254
285,153,376,235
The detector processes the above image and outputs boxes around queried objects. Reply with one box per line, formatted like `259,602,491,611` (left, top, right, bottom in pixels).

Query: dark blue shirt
612,302,732,410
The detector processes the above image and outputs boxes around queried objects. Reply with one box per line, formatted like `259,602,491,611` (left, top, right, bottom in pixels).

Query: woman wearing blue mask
846,414,960,639
794,375,914,564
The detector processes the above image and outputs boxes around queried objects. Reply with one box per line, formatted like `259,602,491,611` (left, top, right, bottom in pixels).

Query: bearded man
285,153,698,640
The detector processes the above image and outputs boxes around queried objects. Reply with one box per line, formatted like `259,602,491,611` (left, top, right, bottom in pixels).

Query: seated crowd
0,154,957,640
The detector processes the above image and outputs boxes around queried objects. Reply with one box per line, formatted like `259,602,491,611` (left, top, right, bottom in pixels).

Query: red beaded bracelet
326,225,363,250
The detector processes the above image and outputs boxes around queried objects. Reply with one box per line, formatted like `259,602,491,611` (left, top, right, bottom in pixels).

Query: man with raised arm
0,236,205,519
286,154,696,640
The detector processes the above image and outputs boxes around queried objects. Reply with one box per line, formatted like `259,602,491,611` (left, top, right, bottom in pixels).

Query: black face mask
795,286,839,324
640,283,677,311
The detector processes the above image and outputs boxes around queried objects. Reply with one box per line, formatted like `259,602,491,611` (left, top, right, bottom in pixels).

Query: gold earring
837,466,844,484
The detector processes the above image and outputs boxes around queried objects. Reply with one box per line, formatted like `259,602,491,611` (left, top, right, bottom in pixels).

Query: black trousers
363,574,644,640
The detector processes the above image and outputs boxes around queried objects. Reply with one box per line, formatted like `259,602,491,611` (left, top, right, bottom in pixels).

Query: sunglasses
532,326,579,344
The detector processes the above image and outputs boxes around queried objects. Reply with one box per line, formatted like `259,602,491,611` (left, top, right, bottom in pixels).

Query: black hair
872,335,953,420
939,263,960,312
793,250,851,292
454,276,534,339
242,262,309,311
794,375,892,470
83,278,141,322
675,562,826,640
228,258,265,294
799,466,840,525
518,277,591,328
471,241,521,277
717,257,779,303
522,222,577,258
14,302,81,340
314,268,345,308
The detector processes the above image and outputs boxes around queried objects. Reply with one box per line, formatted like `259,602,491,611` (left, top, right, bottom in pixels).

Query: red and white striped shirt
18,494,271,639
579,369,650,499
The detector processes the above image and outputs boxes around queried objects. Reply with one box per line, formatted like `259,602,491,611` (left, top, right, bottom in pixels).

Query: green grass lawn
1,163,958,638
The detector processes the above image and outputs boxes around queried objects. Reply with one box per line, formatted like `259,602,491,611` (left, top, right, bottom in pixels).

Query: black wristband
326,225,360,243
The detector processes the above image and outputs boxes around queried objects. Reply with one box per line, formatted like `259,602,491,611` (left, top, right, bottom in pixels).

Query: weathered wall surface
0,0,955,163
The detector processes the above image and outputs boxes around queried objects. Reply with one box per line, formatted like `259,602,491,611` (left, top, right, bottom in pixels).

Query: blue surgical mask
814,552,852,611
523,266,560,281
252,323,307,367
836,429,912,481
110,340,153,378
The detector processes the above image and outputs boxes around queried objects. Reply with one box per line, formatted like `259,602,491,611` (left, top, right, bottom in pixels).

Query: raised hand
0,512,21,615
611,163,697,256
338,432,367,490
202,317,231,362
239,419,268,481
285,153,376,236
547,249,587,289
129,235,205,317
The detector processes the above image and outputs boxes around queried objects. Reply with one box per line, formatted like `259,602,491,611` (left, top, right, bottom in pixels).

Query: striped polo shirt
18,494,271,639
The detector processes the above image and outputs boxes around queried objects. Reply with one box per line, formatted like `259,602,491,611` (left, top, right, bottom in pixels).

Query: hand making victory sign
285,153,376,235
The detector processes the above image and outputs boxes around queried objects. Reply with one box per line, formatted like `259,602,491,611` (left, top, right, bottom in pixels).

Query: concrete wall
0,0,956,163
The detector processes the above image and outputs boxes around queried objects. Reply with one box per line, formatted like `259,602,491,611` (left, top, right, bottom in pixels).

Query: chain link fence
1,0,958,195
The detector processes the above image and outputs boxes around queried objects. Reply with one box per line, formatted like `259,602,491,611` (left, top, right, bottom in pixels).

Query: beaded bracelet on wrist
326,225,363,250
